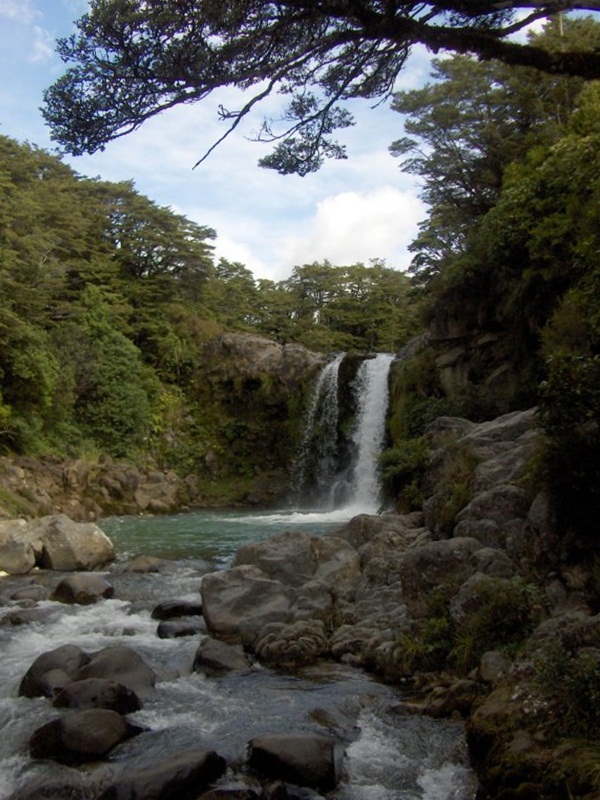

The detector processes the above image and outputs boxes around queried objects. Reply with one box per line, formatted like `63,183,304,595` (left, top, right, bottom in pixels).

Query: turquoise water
101,507,355,567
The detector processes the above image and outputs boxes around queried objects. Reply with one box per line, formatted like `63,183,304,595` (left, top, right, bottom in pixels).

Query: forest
2,12,600,532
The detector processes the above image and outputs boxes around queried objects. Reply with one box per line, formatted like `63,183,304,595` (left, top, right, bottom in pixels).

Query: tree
43,1,600,175
390,16,600,282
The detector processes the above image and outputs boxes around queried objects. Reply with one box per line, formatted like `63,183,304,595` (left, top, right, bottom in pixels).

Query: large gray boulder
234,530,360,601
53,678,142,713
74,645,156,699
19,644,90,698
33,515,115,570
51,574,114,605
29,709,141,763
96,748,227,800
248,733,343,791
200,565,294,646
0,514,115,572
397,537,483,617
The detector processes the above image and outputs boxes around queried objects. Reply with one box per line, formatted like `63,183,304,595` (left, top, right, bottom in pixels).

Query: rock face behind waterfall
201,407,600,797
0,334,325,519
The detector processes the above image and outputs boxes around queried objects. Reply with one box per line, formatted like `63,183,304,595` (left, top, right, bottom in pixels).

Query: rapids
0,510,478,799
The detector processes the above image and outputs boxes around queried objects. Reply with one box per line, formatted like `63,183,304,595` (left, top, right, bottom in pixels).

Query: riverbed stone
151,599,204,620
397,537,483,618
248,733,343,791
25,514,116,570
96,748,227,800
157,619,206,639
19,644,90,698
193,636,251,675
74,645,156,698
51,574,114,605
29,709,141,763
254,619,329,668
52,677,142,713
0,538,36,574
201,565,294,646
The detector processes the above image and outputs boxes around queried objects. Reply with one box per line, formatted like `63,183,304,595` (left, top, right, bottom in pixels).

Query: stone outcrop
0,514,115,574
0,456,196,522
29,709,142,763
247,733,343,791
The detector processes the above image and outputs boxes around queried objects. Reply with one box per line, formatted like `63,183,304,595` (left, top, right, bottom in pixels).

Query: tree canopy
43,1,600,175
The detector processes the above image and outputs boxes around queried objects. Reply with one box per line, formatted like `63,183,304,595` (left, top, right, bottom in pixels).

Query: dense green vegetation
0,134,416,465
3,12,600,539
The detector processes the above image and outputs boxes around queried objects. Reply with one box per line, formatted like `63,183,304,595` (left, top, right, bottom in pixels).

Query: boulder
29,709,141,763
19,644,90,698
151,599,203,620
52,678,142,713
51,574,114,605
122,555,165,573
397,537,482,617
0,538,36,574
5,779,88,800
193,637,251,675
454,485,532,548
74,645,156,698
248,733,343,791
201,565,294,646
10,584,48,602
157,619,206,639
96,748,227,800
24,514,115,570
234,530,360,601
254,620,329,668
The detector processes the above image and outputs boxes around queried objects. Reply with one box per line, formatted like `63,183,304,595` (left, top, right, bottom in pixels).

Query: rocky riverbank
1,407,599,798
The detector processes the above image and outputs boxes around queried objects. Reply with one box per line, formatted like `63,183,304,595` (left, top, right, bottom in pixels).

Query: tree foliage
43,1,600,174
0,134,416,459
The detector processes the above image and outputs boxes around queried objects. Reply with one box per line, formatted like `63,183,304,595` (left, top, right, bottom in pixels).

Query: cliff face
0,333,326,519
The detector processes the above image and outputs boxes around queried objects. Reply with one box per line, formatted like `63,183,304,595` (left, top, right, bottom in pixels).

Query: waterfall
292,353,344,505
293,352,394,515
344,353,395,512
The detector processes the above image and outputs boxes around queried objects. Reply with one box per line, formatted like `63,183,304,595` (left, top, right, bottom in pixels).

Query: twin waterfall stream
0,353,477,800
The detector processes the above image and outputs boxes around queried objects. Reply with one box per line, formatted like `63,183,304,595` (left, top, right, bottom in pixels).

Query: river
0,508,477,799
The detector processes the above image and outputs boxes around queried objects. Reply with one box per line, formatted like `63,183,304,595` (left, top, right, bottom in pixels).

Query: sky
0,0,434,281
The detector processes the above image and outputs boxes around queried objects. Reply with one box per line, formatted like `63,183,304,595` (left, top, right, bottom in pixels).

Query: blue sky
0,0,434,280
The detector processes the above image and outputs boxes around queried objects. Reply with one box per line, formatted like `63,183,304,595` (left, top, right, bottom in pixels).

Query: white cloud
31,25,54,62
277,186,424,274
0,0,36,22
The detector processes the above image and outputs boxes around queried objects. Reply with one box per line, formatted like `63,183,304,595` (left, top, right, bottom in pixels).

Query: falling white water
341,353,395,514
292,353,344,503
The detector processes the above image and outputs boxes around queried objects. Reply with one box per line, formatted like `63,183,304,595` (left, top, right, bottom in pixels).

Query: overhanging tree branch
42,1,600,174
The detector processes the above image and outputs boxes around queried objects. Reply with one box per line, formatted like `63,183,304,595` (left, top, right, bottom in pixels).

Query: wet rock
52,677,142,713
10,584,48,602
248,733,343,791
151,599,203,620
122,555,165,573
6,779,88,800
51,574,114,605
201,565,294,646
74,645,156,699
157,619,206,639
193,636,251,675
479,650,512,686
254,620,329,669
30,709,141,763
0,607,52,626
397,537,482,618
19,644,90,698
27,514,116,570
0,538,36,574
96,748,227,800
234,531,360,601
